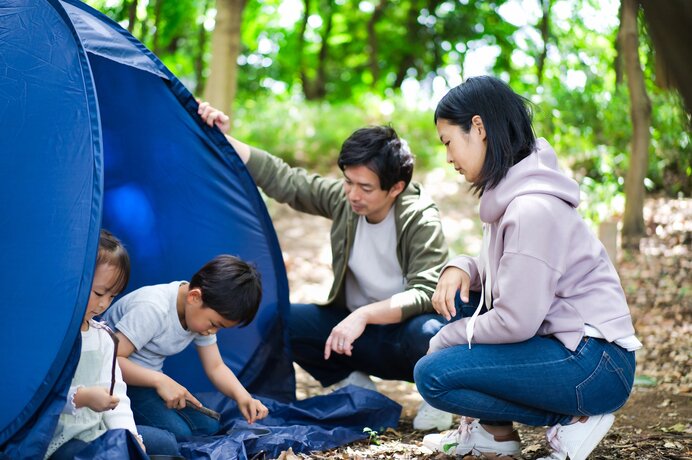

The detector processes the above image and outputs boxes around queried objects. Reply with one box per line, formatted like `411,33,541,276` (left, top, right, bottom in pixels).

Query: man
198,102,453,430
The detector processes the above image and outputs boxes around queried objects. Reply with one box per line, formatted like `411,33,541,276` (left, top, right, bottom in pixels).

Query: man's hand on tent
198,100,230,133
74,386,120,412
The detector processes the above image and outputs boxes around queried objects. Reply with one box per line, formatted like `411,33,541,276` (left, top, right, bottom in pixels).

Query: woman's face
437,117,487,183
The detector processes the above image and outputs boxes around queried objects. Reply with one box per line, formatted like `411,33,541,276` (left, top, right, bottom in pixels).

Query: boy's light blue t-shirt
103,281,216,372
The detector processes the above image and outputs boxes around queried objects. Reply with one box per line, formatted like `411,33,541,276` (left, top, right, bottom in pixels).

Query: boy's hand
75,386,120,412
156,375,202,410
197,100,231,133
237,394,269,424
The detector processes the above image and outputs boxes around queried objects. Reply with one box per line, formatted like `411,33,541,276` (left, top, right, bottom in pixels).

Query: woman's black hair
435,76,536,196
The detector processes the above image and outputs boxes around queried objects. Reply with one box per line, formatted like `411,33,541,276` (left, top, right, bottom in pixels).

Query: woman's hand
197,101,231,133
75,386,119,412
432,267,470,321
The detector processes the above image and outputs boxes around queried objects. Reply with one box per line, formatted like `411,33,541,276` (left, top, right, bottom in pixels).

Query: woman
414,76,640,460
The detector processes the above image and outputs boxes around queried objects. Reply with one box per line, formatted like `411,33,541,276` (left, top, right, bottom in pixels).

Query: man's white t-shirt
345,207,405,311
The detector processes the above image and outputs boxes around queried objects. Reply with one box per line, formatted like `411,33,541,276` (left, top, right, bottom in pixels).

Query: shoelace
545,424,563,452
441,418,474,453
456,417,474,444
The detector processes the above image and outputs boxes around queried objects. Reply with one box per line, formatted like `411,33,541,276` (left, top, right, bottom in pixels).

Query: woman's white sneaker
413,401,454,431
538,413,615,460
422,418,521,457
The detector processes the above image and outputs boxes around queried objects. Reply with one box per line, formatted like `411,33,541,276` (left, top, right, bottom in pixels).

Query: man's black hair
337,125,414,190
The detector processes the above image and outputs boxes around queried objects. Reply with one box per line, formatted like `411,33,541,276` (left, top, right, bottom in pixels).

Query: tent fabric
0,0,103,445
0,338,81,460
181,386,402,460
1,0,293,453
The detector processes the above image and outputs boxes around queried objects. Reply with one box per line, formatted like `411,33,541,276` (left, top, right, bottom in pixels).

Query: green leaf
633,375,657,387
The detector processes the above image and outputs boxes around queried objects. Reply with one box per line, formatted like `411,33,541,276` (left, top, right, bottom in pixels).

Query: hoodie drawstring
466,223,492,348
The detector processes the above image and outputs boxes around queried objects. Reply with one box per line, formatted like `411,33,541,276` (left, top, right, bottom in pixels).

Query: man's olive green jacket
247,147,449,320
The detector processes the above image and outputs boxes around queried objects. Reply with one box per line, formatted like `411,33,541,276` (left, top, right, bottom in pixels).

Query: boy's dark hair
97,229,130,294
434,76,536,196
337,125,414,190
190,255,262,327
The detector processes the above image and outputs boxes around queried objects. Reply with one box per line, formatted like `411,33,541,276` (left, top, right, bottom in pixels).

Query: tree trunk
620,0,651,249
639,0,692,113
536,0,552,84
367,0,387,85
127,0,138,33
204,0,247,121
194,0,212,96
313,3,334,99
152,0,164,56
614,1,623,86
298,0,314,99
393,1,421,88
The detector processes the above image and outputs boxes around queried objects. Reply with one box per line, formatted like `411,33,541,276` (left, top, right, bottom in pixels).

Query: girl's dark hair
190,255,262,327
97,229,130,293
435,76,536,196
337,125,414,190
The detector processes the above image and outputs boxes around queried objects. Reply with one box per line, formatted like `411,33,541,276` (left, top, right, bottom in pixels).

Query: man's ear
389,180,406,198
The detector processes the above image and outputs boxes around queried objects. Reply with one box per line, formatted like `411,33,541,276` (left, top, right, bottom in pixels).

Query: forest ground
265,168,691,460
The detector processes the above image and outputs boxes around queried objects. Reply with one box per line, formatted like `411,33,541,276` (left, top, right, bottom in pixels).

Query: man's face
342,165,402,224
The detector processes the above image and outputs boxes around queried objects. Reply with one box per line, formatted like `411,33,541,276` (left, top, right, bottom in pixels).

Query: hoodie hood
479,138,580,223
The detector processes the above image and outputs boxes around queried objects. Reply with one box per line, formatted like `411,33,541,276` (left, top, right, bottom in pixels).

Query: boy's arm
197,342,268,423
115,331,202,410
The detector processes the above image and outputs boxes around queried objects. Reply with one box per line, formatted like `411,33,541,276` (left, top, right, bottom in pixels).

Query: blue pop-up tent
0,0,295,454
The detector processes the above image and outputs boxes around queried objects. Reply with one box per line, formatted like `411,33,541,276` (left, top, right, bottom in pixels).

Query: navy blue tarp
0,0,293,452
183,386,402,460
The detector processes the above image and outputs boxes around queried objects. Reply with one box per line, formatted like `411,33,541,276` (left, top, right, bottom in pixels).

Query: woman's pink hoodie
430,139,636,352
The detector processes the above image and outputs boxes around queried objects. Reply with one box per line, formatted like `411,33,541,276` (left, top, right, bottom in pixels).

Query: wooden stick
185,400,221,421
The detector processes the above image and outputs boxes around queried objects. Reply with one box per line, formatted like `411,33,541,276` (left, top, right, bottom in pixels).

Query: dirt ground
266,168,691,459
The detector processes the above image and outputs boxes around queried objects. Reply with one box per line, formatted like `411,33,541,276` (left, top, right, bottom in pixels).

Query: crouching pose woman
414,76,641,460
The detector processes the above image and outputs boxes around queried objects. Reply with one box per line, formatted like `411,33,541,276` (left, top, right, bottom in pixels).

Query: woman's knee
414,354,446,400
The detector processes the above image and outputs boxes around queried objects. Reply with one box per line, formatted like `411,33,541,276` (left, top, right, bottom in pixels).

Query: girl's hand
75,386,120,412
237,394,269,424
155,375,201,410
197,101,231,133
432,267,470,321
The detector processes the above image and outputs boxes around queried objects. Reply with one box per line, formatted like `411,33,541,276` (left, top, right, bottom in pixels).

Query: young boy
102,254,268,439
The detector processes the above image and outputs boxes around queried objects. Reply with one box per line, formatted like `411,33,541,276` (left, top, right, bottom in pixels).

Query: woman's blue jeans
414,293,636,427
127,386,220,440
289,303,448,386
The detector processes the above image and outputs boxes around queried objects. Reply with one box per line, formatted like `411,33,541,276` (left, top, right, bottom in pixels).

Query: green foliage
362,427,381,445
232,94,443,172
83,0,690,212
